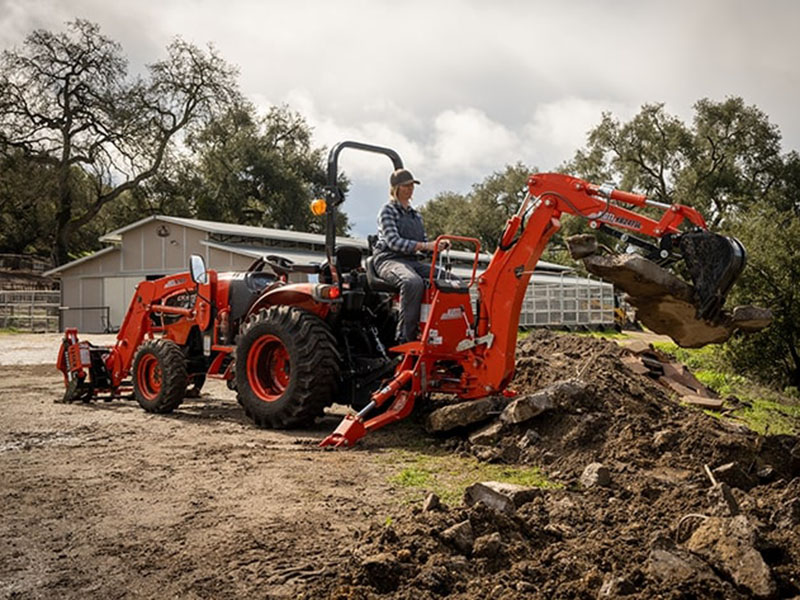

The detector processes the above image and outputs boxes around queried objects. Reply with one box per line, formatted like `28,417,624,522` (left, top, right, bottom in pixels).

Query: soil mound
303,331,800,599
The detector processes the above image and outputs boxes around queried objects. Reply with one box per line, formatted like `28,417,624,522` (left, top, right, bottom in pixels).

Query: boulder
686,515,775,598
425,398,497,432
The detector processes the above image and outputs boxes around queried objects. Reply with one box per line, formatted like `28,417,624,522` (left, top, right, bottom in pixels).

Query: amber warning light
310,198,327,216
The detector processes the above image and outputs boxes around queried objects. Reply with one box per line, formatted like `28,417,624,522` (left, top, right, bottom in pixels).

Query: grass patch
383,449,560,506
653,341,800,435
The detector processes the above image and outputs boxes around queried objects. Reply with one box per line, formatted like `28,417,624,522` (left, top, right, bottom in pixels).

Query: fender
246,282,338,320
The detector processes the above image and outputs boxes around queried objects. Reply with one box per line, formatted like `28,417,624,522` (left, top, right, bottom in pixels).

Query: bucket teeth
678,232,746,321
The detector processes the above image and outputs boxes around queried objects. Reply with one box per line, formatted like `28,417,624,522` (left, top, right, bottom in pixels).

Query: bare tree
0,19,239,264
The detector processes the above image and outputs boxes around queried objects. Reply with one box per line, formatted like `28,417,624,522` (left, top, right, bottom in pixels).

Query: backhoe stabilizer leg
679,232,746,321
319,369,415,448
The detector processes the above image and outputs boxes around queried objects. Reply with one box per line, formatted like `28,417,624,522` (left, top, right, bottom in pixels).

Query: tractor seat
365,256,399,293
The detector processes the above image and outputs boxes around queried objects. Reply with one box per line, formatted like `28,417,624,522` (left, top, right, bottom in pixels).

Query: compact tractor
57,141,748,447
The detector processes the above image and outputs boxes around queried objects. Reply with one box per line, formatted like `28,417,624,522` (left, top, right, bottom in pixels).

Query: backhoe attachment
678,231,746,321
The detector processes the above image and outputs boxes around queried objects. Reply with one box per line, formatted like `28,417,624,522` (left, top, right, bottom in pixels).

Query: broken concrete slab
464,481,540,514
621,339,652,355
686,515,775,598
580,253,771,348
425,397,498,433
681,395,725,410
500,392,554,424
468,421,505,446
440,519,474,555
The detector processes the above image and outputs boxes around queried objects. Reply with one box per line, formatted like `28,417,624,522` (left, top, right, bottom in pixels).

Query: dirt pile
304,331,800,599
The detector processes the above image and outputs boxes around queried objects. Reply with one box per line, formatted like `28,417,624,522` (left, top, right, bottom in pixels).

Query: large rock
500,391,554,424
686,515,775,598
425,398,497,433
464,481,540,514
581,253,771,348
500,379,588,425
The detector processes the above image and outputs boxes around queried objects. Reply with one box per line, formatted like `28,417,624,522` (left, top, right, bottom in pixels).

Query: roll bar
323,141,404,284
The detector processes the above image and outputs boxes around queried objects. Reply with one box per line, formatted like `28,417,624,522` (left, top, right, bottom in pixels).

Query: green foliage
652,340,799,435
421,163,533,253
109,103,349,235
567,98,800,389
0,19,240,264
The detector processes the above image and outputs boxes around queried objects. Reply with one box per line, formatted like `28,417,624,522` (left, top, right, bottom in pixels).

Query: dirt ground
2,332,799,599
0,333,414,599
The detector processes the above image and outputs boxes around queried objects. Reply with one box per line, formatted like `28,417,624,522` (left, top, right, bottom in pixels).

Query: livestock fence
0,290,61,332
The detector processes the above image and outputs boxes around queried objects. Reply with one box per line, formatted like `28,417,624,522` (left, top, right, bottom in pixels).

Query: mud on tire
235,306,340,429
133,339,188,413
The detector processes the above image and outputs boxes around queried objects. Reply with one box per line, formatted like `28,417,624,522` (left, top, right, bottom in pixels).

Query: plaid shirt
373,200,427,260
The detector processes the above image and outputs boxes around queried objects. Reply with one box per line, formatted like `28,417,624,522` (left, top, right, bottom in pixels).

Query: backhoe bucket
679,232,746,321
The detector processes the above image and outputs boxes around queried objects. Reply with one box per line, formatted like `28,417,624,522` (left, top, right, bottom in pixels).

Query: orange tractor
57,141,747,447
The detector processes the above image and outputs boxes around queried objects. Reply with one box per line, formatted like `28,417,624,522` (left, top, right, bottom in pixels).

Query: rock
731,305,773,331
648,548,719,584
358,552,401,593
500,379,589,425
473,532,503,557
686,515,775,598
712,462,755,490
500,391,554,424
756,465,775,483
518,429,541,449
771,498,800,529
425,398,498,432
440,519,474,555
469,421,505,446
464,481,540,514
566,234,598,259
423,492,441,512
581,253,771,347
708,482,741,517
580,462,611,488
599,575,635,596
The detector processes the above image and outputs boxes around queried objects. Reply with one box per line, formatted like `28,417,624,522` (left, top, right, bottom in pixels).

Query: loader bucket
678,231,746,321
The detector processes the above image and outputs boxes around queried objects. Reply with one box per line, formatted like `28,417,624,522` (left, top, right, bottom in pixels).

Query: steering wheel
265,254,295,276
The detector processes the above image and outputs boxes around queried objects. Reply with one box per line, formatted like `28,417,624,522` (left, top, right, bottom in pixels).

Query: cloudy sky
2,0,799,237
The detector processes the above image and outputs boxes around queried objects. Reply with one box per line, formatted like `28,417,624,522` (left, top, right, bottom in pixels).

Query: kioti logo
602,214,642,230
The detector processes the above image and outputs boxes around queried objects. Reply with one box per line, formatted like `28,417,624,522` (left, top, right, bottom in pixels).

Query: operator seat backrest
365,255,399,293
336,245,363,273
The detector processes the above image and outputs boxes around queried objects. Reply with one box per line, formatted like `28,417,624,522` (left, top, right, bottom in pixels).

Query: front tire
133,339,188,413
235,306,340,429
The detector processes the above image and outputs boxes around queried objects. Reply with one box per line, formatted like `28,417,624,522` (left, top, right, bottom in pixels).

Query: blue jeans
375,257,432,343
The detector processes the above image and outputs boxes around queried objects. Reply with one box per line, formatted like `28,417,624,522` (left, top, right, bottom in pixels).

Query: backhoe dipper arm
473,173,710,393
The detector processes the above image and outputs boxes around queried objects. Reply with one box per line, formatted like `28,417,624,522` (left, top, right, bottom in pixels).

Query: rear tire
133,339,188,413
235,306,340,429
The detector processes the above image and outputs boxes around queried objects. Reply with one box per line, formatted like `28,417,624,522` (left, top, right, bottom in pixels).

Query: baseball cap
390,168,421,187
